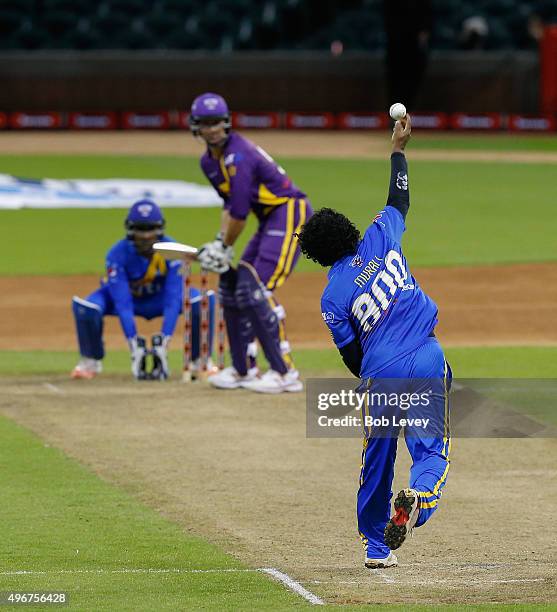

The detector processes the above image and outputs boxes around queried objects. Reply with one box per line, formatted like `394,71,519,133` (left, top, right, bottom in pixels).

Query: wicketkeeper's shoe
364,551,398,569
240,368,303,394
207,366,258,389
71,357,102,380
384,488,420,551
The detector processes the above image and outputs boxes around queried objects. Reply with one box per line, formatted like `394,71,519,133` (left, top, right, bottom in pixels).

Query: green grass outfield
0,416,305,611
2,153,557,274
412,133,557,152
2,145,555,608
1,416,549,612
1,346,555,610
1,346,557,378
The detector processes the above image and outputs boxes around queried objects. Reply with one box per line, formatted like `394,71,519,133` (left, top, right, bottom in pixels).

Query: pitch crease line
259,567,324,605
0,567,326,604
43,383,64,394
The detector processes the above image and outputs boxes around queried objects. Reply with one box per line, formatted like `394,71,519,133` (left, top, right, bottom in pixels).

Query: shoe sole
384,489,417,550
364,559,397,569
71,370,96,380
240,380,304,394
208,380,244,389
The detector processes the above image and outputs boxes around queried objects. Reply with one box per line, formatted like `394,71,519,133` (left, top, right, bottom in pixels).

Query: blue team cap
125,199,165,230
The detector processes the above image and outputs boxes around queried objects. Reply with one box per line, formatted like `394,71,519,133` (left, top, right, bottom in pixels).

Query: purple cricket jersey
200,132,306,221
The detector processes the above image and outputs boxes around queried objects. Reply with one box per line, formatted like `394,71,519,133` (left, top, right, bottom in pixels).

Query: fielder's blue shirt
321,207,438,378
103,235,182,339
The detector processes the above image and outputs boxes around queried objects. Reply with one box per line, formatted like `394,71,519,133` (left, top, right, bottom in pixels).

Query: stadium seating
0,0,554,51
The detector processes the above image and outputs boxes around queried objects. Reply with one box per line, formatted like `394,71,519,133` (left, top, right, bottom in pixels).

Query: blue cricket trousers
357,337,452,559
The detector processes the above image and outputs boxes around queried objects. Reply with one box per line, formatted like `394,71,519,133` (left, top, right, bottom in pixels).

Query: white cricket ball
389,103,407,121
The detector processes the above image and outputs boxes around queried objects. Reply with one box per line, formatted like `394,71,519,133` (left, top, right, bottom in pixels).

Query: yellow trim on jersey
257,183,290,206
218,181,230,195
266,198,295,289
141,252,166,285
218,156,231,195
276,199,307,289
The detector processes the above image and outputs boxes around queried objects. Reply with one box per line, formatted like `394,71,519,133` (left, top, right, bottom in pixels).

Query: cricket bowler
297,115,452,568
189,92,313,394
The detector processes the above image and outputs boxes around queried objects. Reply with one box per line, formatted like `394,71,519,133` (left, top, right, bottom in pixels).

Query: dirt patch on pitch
1,131,557,164
1,262,556,351
1,377,555,604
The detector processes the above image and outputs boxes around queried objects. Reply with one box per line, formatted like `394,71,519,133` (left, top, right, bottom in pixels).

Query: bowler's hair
297,208,361,267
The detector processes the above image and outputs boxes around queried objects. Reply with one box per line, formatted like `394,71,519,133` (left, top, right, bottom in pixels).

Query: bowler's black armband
339,338,363,378
386,152,409,220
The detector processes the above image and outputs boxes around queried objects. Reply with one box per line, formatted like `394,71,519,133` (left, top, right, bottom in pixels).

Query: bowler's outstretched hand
392,114,412,153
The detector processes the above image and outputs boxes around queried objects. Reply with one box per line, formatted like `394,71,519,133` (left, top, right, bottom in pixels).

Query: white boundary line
0,567,325,606
259,568,324,606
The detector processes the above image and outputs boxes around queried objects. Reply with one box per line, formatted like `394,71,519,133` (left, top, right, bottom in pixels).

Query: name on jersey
354,256,383,288
352,249,408,333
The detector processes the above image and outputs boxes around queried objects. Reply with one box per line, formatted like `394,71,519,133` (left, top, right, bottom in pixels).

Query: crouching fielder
190,92,313,394
71,199,214,380
297,115,452,568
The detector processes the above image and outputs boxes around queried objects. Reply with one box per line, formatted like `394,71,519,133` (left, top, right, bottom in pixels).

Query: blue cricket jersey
321,207,438,378
103,236,183,339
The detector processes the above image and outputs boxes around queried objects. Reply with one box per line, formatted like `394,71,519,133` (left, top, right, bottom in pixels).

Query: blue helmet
189,92,231,136
125,199,165,239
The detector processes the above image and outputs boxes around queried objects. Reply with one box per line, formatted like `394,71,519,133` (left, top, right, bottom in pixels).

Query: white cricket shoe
384,488,420,550
207,366,259,389
364,551,398,569
71,357,102,380
240,369,303,394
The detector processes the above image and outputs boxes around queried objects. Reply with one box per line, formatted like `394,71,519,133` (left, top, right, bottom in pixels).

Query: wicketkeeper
190,92,313,394
71,199,214,380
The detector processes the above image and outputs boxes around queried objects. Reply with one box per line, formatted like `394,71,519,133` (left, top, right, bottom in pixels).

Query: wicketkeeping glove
129,335,148,380
150,334,170,380
197,234,234,274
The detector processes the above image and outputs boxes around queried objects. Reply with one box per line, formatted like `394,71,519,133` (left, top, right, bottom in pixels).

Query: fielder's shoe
71,357,102,380
384,488,420,550
207,366,258,389
364,551,398,569
240,369,303,394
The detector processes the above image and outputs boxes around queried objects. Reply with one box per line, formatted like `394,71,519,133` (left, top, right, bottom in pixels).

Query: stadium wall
0,50,539,114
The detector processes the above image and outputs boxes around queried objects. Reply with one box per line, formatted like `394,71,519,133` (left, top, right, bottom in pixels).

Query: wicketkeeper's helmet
189,92,231,136
125,199,165,240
